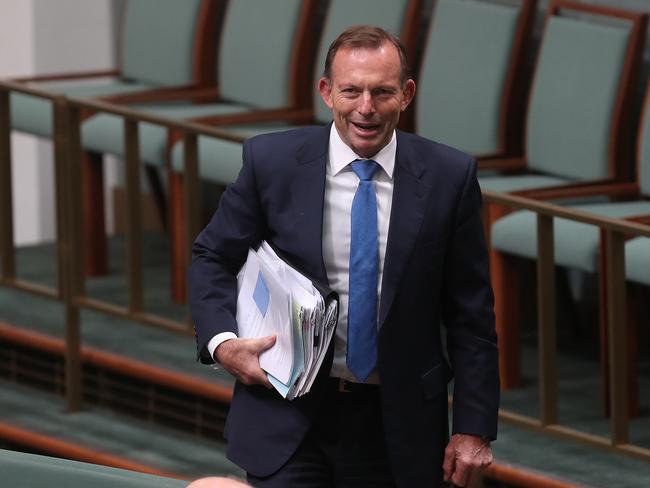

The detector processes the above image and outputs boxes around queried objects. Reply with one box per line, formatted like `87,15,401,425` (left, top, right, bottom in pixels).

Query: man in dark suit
189,26,499,487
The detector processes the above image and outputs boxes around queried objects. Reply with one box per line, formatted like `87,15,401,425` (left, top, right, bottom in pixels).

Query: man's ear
400,79,416,111
318,77,334,110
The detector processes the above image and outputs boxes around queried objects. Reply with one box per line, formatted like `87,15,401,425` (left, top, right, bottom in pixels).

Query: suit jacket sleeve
442,158,499,439
188,139,265,364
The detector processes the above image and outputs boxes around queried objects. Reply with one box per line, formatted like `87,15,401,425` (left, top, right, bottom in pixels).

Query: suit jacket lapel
378,132,430,327
288,126,330,284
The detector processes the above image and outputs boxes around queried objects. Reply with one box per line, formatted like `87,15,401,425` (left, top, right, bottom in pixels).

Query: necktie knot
351,159,379,181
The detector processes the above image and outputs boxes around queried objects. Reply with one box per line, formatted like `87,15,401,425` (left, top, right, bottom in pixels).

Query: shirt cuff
207,332,238,363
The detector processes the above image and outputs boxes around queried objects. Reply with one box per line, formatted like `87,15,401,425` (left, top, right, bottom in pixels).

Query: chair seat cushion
491,201,650,273
170,124,294,183
0,449,185,488
10,80,154,137
80,103,252,166
626,237,650,286
478,174,571,192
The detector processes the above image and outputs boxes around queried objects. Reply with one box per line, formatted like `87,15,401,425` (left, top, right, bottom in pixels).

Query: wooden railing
482,189,650,462
0,82,68,301
0,80,247,410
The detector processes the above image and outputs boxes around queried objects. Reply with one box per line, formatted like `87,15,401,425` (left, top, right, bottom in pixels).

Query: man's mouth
351,121,380,134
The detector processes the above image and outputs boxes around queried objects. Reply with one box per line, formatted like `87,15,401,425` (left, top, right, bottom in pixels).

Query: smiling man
190,26,499,487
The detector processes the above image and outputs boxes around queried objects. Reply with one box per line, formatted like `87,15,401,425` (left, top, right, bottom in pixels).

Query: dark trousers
247,380,396,488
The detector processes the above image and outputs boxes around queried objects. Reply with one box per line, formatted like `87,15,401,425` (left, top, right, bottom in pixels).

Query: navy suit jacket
189,125,499,487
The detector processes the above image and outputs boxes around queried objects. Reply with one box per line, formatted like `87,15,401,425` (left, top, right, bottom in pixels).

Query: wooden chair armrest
96,85,220,104
188,107,314,127
477,157,527,171
625,213,650,224
13,69,120,83
516,180,639,200
166,107,314,155
620,214,650,241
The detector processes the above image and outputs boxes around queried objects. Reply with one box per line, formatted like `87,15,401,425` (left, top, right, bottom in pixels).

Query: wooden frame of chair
79,0,323,287
76,0,222,277
592,84,650,417
165,0,425,303
488,0,648,400
480,0,647,181
7,0,222,278
161,0,323,303
486,0,648,391
409,0,537,157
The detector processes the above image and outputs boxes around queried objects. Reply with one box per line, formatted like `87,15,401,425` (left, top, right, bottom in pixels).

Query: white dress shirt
208,124,395,384
323,125,395,383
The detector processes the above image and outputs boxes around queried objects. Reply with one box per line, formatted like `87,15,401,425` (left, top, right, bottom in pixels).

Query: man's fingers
442,444,455,482
250,336,275,388
216,336,278,388
450,460,470,487
252,334,276,353
444,434,494,486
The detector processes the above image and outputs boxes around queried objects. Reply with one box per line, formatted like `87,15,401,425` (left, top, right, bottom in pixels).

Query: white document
236,242,339,399
236,248,293,384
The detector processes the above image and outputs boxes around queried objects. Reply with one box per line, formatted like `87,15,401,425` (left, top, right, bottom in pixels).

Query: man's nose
357,92,375,116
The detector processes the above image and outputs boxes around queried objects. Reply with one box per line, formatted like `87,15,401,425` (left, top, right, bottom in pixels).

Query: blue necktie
347,159,379,382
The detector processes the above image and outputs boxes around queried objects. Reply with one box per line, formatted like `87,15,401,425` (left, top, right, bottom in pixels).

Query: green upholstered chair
164,0,423,301
475,1,647,391
166,0,534,185
413,0,536,158
0,449,186,488
10,0,217,138
490,79,650,414
77,0,320,281
7,0,219,277
479,1,646,194
80,0,321,164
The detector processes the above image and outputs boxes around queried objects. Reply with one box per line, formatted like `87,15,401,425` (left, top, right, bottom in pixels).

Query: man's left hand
442,433,492,487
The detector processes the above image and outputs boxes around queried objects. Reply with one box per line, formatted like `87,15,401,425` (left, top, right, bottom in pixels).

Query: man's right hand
214,335,276,388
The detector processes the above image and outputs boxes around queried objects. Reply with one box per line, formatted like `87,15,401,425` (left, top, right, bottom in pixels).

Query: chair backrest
638,83,650,196
415,0,535,157
217,0,319,109
313,0,422,124
120,0,217,87
526,1,647,181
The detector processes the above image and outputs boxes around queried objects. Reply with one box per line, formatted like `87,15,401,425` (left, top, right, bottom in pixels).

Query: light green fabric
121,0,202,86
81,102,251,165
625,237,650,285
313,0,409,123
10,81,153,138
0,449,185,488
491,201,650,273
170,124,292,183
218,0,302,108
526,16,630,180
478,174,570,192
639,95,650,196
416,0,519,155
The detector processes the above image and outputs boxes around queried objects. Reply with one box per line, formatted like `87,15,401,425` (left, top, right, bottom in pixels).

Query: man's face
318,43,416,159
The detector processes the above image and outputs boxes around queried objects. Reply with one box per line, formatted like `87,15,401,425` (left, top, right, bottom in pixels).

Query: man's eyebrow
373,85,398,93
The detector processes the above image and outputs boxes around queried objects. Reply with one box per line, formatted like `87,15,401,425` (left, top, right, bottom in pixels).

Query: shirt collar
328,123,396,178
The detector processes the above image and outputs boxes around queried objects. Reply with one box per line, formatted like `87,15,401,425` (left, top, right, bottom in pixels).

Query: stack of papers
236,241,338,399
